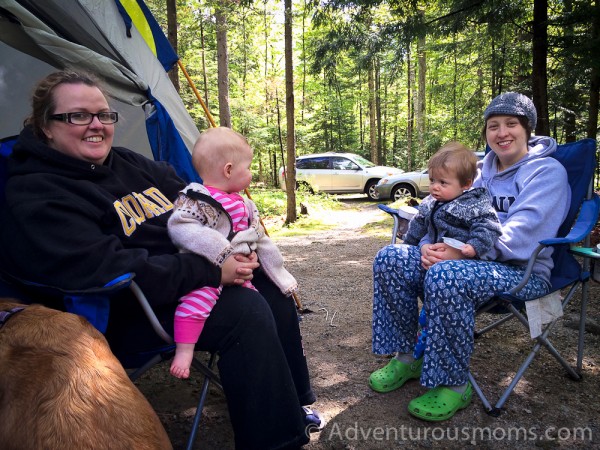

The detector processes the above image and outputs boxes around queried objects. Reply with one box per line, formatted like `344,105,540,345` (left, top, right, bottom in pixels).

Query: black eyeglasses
49,112,119,125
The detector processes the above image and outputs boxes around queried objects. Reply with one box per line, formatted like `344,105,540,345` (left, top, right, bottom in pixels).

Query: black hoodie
0,127,220,307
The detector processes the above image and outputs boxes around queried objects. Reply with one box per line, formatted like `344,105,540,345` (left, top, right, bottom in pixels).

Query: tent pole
178,60,216,128
178,60,304,311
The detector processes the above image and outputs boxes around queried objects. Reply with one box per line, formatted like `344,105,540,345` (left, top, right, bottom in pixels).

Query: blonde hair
192,127,251,179
428,141,478,186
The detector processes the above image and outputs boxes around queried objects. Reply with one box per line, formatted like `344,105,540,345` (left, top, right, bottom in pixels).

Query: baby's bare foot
170,344,194,379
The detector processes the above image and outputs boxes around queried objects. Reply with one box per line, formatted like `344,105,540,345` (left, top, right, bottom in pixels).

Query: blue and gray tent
0,0,200,182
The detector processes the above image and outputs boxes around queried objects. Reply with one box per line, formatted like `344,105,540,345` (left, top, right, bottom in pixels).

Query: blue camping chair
379,138,600,416
0,136,220,450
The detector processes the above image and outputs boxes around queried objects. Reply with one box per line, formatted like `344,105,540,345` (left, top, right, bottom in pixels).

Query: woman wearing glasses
0,70,319,449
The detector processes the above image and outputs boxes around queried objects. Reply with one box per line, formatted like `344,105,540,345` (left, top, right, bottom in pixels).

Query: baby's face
226,145,253,193
428,168,470,202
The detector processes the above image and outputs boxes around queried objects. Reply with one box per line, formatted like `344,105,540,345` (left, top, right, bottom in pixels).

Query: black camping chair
378,138,600,416
0,136,219,450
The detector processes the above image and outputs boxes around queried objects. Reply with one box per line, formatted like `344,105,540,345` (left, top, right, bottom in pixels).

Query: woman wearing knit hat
369,92,570,421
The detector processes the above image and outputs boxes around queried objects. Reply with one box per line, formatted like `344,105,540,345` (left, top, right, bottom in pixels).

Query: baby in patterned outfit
167,127,297,378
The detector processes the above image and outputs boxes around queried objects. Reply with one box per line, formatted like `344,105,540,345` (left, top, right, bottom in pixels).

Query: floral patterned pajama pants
372,244,550,388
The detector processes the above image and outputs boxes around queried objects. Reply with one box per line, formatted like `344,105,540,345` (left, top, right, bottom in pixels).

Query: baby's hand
461,244,476,258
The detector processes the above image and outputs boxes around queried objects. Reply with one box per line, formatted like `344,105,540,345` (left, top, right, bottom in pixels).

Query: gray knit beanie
483,92,537,129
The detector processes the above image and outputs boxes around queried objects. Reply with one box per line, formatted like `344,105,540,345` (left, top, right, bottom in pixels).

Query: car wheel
365,180,380,201
391,184,416,201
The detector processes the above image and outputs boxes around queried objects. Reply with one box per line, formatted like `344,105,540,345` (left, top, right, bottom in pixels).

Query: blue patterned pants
372,244,549,387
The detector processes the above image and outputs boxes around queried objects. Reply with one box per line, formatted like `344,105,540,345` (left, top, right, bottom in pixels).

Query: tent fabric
146,97,201,183
0,0,200,182
114,0,179,72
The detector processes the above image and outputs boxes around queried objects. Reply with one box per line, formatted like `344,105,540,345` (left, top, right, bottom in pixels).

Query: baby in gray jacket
404,142,501,259
404,141,502,360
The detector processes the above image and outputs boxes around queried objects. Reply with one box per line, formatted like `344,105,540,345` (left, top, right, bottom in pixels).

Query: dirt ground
135,197,600,449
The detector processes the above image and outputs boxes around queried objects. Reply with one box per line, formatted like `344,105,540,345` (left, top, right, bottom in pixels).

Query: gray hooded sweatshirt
474,136,571,284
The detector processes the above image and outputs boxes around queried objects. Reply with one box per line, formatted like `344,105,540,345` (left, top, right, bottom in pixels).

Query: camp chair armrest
130,281,174,345
508,195,600,296
378,204,398,215
0,271,135,297
506,243,547,295
64,273,136,333
378,204,402,245
540,195,600,246
0,271,135,333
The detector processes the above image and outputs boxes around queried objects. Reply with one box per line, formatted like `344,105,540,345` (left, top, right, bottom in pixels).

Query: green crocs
368,358,422,393
408,382,473,422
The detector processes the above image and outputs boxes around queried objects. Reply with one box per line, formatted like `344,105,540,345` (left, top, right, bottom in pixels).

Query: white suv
279,152,403,200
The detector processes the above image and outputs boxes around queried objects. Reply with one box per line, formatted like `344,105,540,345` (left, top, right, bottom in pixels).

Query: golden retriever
0,299,172,450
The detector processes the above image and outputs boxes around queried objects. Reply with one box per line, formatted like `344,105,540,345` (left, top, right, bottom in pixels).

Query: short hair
24,70,108,141
192,127,251,178
428,141,478,186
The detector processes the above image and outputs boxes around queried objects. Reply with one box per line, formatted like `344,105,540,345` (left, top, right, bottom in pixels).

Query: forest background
145,0,600,199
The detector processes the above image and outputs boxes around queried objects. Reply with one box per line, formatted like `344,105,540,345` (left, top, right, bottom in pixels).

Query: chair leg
186,353,217,450
577,280,590,373
128,354,167,382
507,300,582,380
474,312,514,338
468,372,502,417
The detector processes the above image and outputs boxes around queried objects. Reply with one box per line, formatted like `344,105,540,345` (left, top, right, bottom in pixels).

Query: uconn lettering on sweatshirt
113,187,174,236
491,195,516,213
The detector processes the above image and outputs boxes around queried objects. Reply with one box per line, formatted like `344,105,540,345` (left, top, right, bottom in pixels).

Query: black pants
106,271,314,450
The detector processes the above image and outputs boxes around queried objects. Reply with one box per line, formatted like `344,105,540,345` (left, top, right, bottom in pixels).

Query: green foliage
247,186,340,218
245,186,344,236
146,0,600,187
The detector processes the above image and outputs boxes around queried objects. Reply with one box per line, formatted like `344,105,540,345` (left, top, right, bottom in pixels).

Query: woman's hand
221,252,260,285
420,243,463,270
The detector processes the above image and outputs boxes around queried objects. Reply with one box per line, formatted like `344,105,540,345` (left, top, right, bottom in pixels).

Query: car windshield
351,154,376,168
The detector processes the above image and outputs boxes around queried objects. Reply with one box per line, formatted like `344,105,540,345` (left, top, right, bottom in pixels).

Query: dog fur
0,299,172,450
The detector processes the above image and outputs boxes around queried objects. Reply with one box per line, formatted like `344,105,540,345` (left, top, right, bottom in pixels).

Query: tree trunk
368,62,377,163
166,0,179,92
392,80,399,164
215,7,231,128
532,0,549,136
359,69,364,152
411,54,417,153
417,13,426,151
588,0,600,140
375,58,383,164
301,0,307,123
263,0,269,127
276,87,286,189
284,0,297,224
561,0,576,142
241,8,248,105
588,69,599,140
490,37,506,97
335,72,344,150
382,77,388,165
199,14,209,110
407,44,413,172
452,32,458,140
477,68,486,150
